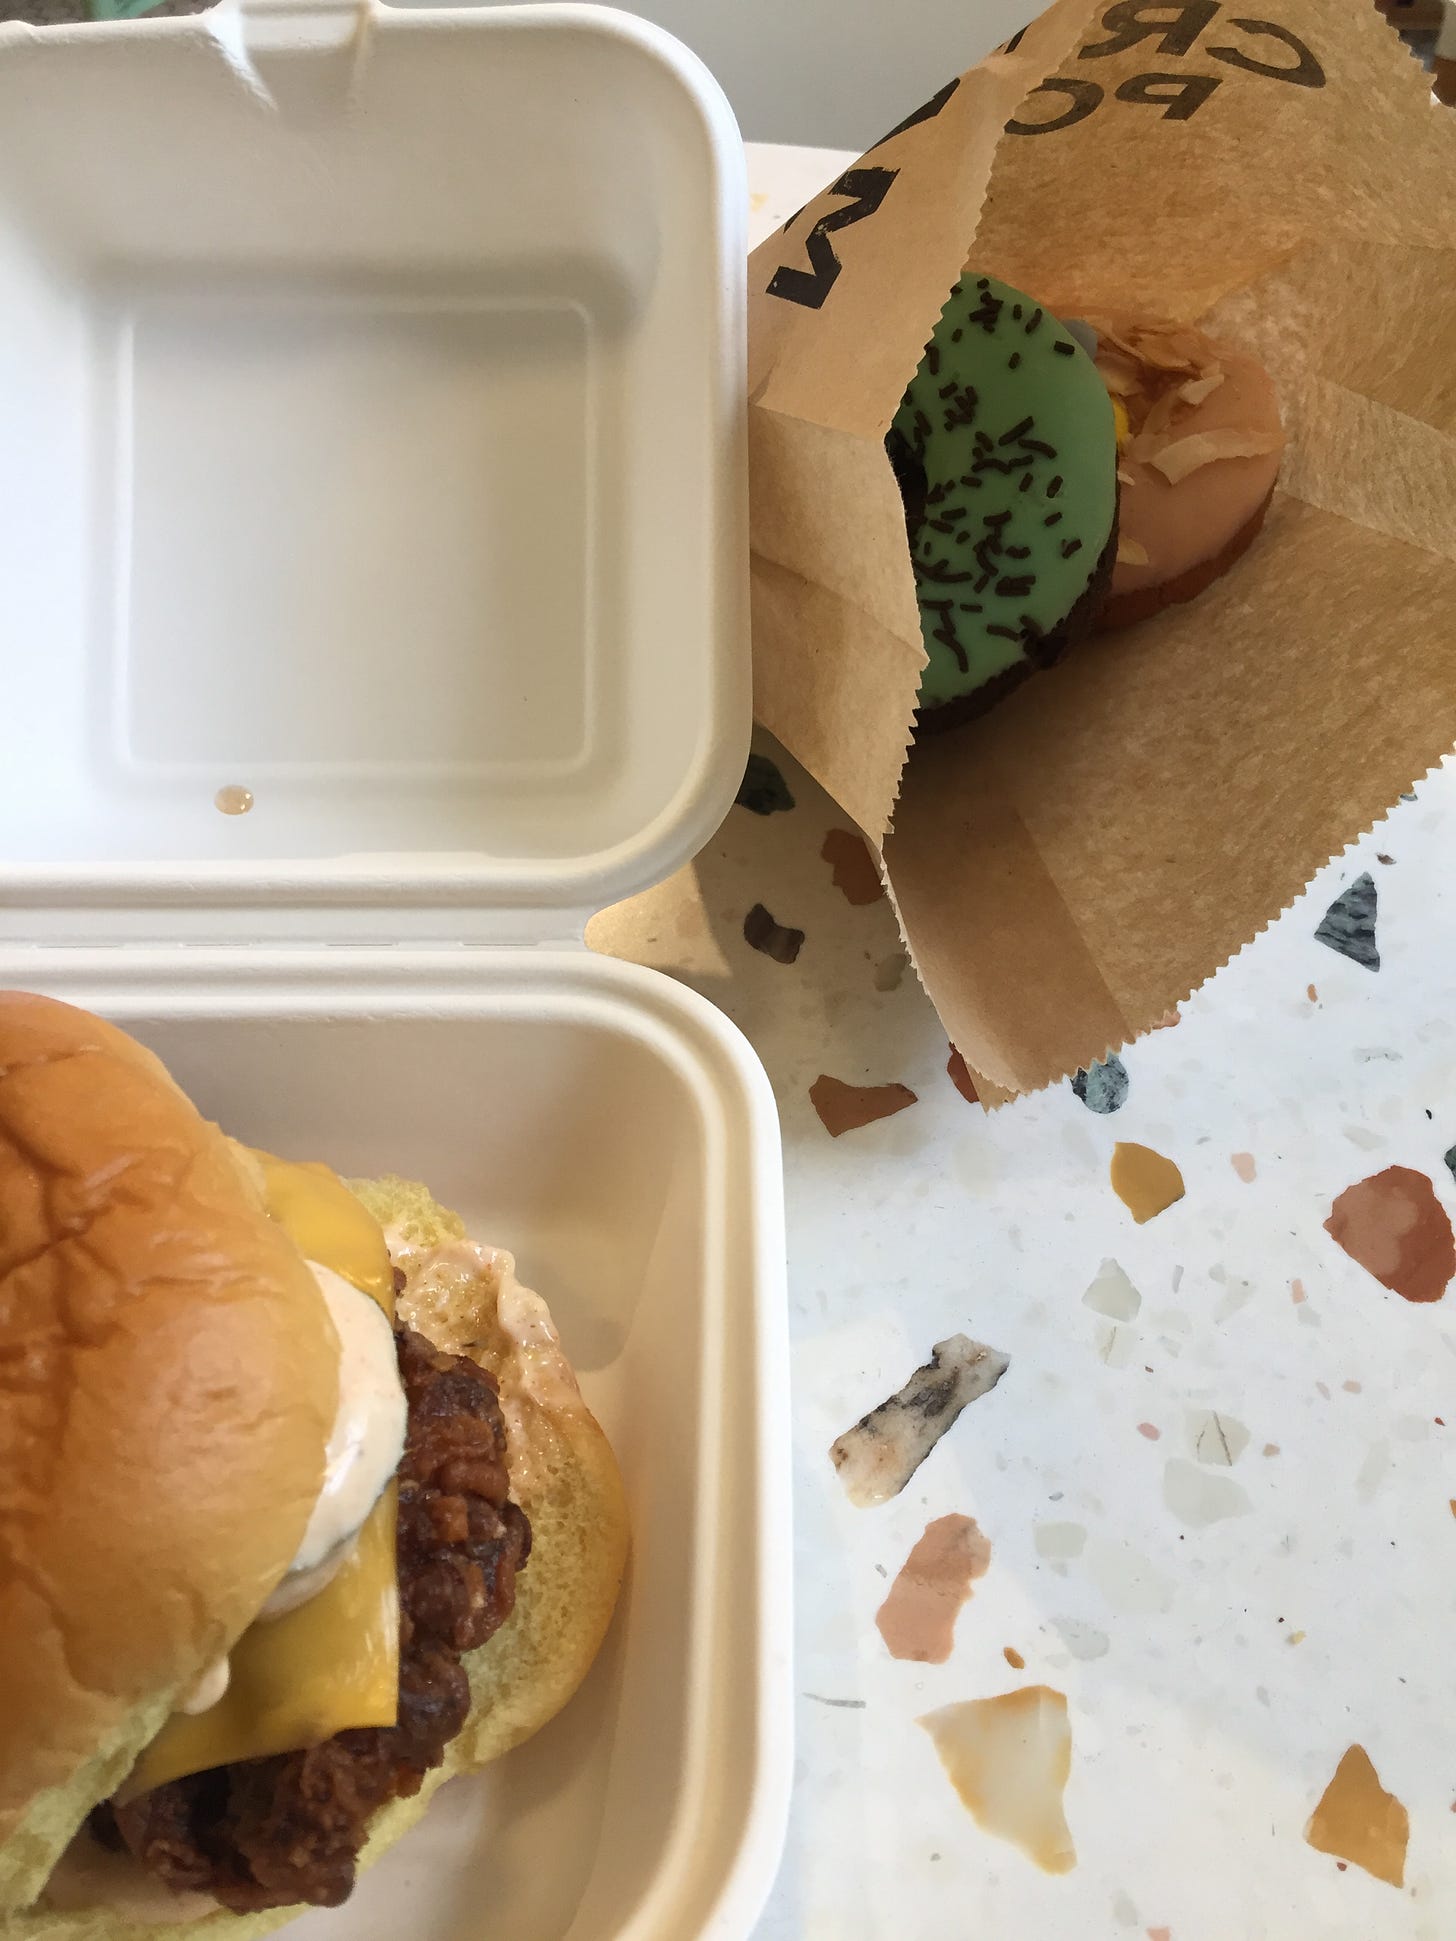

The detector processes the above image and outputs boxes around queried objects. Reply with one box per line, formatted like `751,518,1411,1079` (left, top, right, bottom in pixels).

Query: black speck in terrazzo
1444,1145,1456,1186
742,902,804,965
1315,872,1379,971
1072,1054,1129,1114
735,752,795,816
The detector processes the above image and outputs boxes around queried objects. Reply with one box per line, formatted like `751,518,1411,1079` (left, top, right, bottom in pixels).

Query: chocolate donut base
914,505,1119,737
1095,484,1276,634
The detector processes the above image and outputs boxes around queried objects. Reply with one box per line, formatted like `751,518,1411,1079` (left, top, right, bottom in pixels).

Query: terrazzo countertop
592,141,1456,1941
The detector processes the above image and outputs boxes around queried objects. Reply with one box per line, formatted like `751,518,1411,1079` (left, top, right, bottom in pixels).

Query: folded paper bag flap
747,411,923,844
886,486,1456,1095
888,741,1133,1093
1206,239,1456,564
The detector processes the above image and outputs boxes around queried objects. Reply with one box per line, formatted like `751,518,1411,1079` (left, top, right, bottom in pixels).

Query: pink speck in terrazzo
1263,1443,1280,1456
1343,1379,1362,1393
1231,1152,1257,1183
946,1047,980,1105
1291,1278,1307,1304
820,827,884,905
876,1514,990,1662
1325,1165,1455,1304
810,1075,916,1137
1147,1929,1172,1941
1137,1422,1161,1441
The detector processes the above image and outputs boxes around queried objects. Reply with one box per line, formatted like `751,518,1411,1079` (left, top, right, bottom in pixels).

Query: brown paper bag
748,0,1456,1094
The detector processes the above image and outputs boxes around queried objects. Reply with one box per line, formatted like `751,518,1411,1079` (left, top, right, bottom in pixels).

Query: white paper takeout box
0,2,790,1935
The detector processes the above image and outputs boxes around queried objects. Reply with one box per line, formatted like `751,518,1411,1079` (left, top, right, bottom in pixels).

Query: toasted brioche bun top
0,996,339,1909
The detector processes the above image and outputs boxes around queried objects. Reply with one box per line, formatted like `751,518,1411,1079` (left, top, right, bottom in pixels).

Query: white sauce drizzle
176,1653,231,1716
288,1264,407,1575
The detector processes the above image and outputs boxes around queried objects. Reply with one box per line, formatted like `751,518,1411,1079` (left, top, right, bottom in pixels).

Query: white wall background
490,0,1042,146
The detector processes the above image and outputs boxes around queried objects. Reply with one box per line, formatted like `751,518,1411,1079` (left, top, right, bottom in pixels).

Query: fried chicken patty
93,1326,531,1912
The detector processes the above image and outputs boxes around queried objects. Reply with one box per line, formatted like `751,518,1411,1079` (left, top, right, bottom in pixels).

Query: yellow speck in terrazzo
1110,1143,1185,1223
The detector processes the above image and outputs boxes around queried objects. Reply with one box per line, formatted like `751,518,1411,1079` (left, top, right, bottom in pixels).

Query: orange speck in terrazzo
1305,1745,1408,1888
1231,1152,1256,1183
820,827,884,905
809,1074,916,1137
1325,1166,1455,1304
1110,1143,1185,1223
1291,1279,1307,1303
1003,1646,1025,1669
946,1047,980,1105
1263,1444,1280,1456
919,1687,1076,1874
1307,983,1318,1001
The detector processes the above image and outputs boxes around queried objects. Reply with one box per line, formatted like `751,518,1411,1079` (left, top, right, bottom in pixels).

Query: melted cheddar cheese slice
124,1153,400,1796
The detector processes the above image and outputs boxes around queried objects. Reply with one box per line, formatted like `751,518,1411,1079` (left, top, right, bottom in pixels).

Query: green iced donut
888,273,1117,724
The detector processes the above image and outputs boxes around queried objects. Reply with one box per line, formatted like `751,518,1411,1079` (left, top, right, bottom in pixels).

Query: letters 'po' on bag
748,0,1456,1096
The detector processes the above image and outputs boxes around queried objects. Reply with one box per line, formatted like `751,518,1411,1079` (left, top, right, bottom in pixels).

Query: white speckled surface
591,144,1456,1941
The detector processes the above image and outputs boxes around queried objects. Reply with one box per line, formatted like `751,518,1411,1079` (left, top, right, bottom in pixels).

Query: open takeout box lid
0,0,747,950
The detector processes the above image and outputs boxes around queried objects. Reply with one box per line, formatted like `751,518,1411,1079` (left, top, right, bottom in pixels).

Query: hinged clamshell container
0,2,790,1934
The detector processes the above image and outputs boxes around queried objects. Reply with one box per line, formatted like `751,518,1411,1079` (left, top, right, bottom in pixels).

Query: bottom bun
6,1179,629,1941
